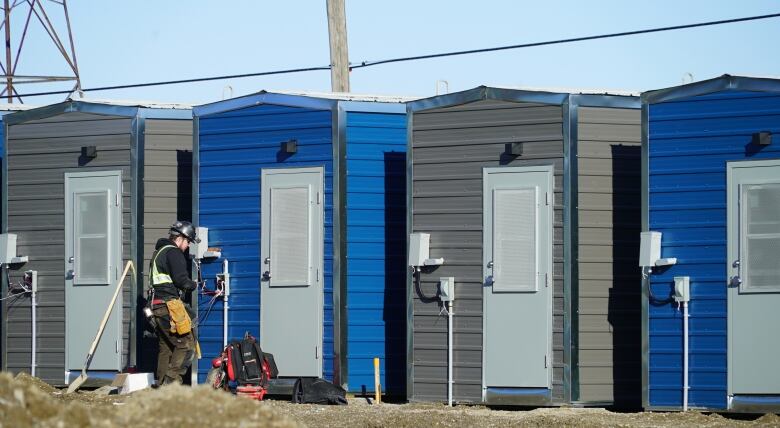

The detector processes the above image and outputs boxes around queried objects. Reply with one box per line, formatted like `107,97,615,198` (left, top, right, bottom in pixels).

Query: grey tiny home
0,100,192,386
406,86,641,406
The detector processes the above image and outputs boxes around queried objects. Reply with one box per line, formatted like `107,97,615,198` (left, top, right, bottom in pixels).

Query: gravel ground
264,399,780,428
1,372,778,427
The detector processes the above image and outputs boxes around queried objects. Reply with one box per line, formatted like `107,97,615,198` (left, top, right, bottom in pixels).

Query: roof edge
4,99,191,125
194,90,411,117
408,85,639,112
642,74,780,104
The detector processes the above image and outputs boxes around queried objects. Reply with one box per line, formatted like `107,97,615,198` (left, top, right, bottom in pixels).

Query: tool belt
165,298,192,335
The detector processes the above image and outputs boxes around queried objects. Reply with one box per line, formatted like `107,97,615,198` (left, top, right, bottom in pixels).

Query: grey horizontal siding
142,119,193,279
2,111,134,386
575,106,641,405
410,99,565,403
136,118,192,373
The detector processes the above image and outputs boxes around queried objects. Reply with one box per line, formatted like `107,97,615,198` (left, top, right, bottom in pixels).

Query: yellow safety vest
151,245,177,286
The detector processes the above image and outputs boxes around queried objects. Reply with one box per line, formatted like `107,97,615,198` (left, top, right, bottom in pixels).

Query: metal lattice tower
2,0,81,103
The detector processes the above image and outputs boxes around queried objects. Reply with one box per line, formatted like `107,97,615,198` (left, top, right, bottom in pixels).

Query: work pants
152,305,195,384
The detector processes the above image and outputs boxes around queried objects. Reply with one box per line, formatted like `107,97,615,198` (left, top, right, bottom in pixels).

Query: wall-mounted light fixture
81,145,97,159
753,131,771,146
505,142,523,157
281,139,298,154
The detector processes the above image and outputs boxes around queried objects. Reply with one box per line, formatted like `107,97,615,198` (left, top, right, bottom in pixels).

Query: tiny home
1,100,193,386
642,75,780,413
193,91,410,395
407,86,641,406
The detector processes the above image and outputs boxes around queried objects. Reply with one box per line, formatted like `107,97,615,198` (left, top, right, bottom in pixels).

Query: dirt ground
1,372,779,428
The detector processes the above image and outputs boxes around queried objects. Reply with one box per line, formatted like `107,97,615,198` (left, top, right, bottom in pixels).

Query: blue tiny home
193,91,410,395
642,75,780,413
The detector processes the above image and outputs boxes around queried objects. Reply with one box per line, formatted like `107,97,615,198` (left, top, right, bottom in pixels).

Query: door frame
63,169,123,371
726,158,780,399
259,165,325,377
481,165,554,395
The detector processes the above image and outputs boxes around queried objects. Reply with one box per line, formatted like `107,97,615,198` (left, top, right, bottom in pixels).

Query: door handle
732,260,740,268
262,271,271,280
69,256,74,263
729,276,742,287
487,261,493,268
264,257,270,265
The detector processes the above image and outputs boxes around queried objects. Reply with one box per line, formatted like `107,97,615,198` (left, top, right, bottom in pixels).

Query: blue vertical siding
344,112,406,394
647,90,780,409
196,103,335,383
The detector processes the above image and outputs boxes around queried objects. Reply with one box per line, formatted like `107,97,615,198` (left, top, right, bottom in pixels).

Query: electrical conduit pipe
222,259,229,348
31,282,36,377
448,299,453,407
683,300,689,411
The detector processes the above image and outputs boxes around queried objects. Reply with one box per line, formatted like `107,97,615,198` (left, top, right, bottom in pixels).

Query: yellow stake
374,357,381,403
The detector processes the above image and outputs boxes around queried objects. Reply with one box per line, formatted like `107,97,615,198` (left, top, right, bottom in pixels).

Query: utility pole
326,0,350,93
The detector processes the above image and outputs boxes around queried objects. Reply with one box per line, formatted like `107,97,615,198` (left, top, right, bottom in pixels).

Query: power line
12,65,332,98
11,11,780,98
350,12,780,69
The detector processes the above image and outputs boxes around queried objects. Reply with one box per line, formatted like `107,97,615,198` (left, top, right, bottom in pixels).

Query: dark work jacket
150,238,196,300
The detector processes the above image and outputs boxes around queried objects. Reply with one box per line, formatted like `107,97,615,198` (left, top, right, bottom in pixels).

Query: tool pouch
165,298,192,335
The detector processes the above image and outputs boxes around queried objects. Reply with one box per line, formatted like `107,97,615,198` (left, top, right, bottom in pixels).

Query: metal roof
0,104,37,112
266,89,418,103
408,85,639,112
490,85,639,97
642,74,780,104
194,90,415,117
67,97,193,110
4,98,192,125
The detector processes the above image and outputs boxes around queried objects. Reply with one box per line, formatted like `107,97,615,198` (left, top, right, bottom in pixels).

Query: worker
148,220,200,385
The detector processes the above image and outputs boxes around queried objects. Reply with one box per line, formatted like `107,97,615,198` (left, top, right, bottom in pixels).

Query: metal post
222,259,230,348
448,300,453,407
374,357,381,403
325,0,350,92
4,0,12,103
61,0,80,92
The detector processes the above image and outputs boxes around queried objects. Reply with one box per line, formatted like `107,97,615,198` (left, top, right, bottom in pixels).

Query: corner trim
562,96,581,403
331,103,349,389
1,119,8,371
640,101,650,410
129,115,145,370
405,107,415,401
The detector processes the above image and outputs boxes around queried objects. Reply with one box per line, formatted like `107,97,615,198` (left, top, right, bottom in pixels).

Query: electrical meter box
191,227,209,259
0,233,19,264
673,276,690,303
439,277,455,302
409,233,430,267
639,231,662,267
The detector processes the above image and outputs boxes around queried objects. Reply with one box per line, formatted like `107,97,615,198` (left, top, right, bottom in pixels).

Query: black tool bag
228,336,277,386
291,377,348,405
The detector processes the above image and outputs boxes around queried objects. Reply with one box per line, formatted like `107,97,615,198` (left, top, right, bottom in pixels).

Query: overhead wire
349,12,780,69
12,65,333,98
8,11,780,98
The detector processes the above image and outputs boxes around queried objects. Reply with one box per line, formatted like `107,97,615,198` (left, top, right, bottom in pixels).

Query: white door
64,171,123,371
483,166,553,392
259,167,324,377
727,159,780,397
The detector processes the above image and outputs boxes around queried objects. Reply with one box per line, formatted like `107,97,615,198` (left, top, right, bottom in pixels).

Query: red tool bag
208,332,278,401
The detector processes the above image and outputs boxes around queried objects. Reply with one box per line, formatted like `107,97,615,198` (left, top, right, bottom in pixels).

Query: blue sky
12,1,780,105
